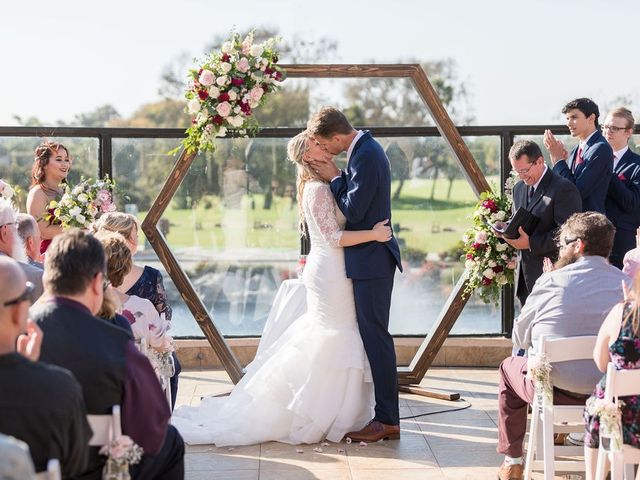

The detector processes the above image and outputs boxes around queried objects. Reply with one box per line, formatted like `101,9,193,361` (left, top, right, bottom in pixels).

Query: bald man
0,256,91,476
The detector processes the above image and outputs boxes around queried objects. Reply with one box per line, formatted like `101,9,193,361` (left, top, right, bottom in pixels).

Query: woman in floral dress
584,287,640,480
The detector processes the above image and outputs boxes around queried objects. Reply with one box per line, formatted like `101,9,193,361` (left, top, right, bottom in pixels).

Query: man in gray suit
503,140,582,306
496,212,630,480
0,199,43,300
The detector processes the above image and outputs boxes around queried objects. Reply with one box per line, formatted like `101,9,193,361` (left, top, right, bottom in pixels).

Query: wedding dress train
171,181,374,445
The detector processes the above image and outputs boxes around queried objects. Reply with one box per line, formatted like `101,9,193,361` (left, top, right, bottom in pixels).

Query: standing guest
602,107,640,269
0,256,91,477
26,142,70,255
0,199,43,300
496,212,630,480
33,230,184,480
92,212,180,406
503,140,581,306
16,213,43,268
544,98,613,214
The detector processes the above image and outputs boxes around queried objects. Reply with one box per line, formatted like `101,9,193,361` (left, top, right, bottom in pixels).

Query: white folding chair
35,459,61,480
87,405,122,446
595,362,640,480
524,335,596,480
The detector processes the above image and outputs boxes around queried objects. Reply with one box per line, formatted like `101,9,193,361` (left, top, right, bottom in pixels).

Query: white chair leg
595,445,608,480
623,462,634,480
541,408,556,480
611,451,624,480
524,405,540,480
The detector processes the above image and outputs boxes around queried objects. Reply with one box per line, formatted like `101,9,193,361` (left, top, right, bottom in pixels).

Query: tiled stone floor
175,367,582,479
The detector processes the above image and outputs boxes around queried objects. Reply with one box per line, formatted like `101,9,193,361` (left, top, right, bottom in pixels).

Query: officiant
503,140,582,305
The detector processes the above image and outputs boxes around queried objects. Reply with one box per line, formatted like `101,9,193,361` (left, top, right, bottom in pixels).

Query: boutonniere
618,173,627,181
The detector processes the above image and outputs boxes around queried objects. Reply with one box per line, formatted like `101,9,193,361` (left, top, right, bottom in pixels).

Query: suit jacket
606,148,640,268
330,131,402,279
0,252,44,300
513,168,582,298
552,129,613,214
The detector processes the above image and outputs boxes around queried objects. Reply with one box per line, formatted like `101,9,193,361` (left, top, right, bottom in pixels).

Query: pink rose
110,444,125,459
474,231,488,244
117,435,133,447
236,57,250,73
216,101,232,117
198,69,215,87
97,190,111,202
248,86,264,102
507,259,517,270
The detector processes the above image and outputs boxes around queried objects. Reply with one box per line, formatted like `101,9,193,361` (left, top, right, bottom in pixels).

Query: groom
307,107,403,442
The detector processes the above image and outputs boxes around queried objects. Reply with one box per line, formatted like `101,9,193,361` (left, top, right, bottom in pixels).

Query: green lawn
139,177,494,255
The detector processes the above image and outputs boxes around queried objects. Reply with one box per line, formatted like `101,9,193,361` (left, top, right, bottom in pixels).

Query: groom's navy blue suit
330,131,402,426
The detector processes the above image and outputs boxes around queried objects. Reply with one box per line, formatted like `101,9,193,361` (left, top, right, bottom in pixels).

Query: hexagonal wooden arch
141,64,491,385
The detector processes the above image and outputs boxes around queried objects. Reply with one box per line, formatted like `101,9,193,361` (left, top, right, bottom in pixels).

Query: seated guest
496,212,631,480
622,228,640,279
0,199,43,300
583,279,640,479
96,231,173,361
93,212,180,407
602,107,640,269
0,434,36,480
97,285,134,337
16,213,43,268
33,230,184,480
0,256,90,477
544,98,613,214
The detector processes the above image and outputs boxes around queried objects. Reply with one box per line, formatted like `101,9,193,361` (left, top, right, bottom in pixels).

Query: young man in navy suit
602,107,640,269
306,107,403,443
543,98,613,214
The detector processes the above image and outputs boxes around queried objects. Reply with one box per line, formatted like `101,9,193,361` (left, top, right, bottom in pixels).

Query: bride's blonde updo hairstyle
287,131,322,235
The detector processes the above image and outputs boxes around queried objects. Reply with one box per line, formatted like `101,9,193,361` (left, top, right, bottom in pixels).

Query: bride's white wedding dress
172,180,374,445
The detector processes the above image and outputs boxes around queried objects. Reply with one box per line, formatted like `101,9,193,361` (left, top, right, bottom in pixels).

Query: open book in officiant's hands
488,207,540,240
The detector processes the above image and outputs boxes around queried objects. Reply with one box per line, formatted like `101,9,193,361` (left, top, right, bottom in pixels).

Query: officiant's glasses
3,282,34,306
556,237,579,249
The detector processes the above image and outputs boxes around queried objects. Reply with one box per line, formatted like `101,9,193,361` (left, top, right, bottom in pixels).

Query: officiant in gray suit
503,140,582,305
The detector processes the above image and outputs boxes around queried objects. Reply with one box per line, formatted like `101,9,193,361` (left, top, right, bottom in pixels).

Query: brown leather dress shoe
497,461,523,480
344,421,400,442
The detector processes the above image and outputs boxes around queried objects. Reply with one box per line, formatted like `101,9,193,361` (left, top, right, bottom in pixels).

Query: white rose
69,206,82,217
227,90,237,101
227,115,244,128
221,41,233,53
208,86,220,98
233,106,242,114
250,44,264,57
77,193,88,203
488,260,497,268
75,214,86,225
216,75,228,86
496,210,507,221
196,112,208,125
249,100,259,109
495,242,508,252
483,268,496,279
496,274,508,285
216,126,228,137
187,98,201,115
72,186,83,195
220,62,232,74
465,259,476,269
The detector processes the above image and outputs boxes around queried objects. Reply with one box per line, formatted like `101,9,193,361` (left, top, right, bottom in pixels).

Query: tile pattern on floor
175,367,581,479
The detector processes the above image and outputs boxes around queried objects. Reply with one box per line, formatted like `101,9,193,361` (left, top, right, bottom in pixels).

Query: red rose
197,90,209,100
231,77,245,86
198,68,203,75
261,82,270,93
218,92,230,102
240,102,251,115
493,265,504,273
482,277,493,286
212,115,224,125
264,67,273,76
472,242,484,250
221,53,230,62
466,253,474,260
274,71,283,81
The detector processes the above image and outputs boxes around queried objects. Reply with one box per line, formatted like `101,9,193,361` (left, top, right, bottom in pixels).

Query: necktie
573,146,584,173
613,154,618,173
527,186,534,206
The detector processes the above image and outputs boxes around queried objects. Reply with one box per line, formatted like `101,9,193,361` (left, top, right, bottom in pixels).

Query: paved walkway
176,367,581,479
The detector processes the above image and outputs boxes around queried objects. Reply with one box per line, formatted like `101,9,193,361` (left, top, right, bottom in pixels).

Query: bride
171,131,392,446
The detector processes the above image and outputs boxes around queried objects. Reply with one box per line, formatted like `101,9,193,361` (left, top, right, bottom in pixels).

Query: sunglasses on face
3,282,35,306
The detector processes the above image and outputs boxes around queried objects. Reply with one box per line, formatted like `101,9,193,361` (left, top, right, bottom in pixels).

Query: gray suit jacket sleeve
19,262,44,300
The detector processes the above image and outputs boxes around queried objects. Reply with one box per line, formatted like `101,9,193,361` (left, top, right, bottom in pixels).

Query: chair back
539,335,597,364
35,459,61,480
86,405,122,446
604,362,640,400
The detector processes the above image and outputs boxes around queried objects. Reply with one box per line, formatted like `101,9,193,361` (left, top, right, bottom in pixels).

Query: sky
2,0,638,127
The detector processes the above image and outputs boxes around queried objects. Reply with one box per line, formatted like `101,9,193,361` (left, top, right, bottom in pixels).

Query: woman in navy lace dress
92,212,180,408
584,286,640,480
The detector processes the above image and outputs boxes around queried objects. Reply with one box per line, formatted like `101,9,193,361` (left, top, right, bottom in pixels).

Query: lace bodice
302,181,345,248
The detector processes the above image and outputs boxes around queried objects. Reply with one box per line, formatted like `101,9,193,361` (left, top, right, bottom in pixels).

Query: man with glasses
504,140,581,306
0,256,91,477
496,212,630,480
602,107,640,269
543,97,613,214
0,198,43,300
33,230,184,480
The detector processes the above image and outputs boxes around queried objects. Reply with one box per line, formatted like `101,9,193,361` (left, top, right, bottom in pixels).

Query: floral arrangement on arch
181,30,285,153
461,174,519,304
46,176,116,229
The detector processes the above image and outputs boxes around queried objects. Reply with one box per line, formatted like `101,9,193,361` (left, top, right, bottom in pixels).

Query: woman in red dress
26,142,71,255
